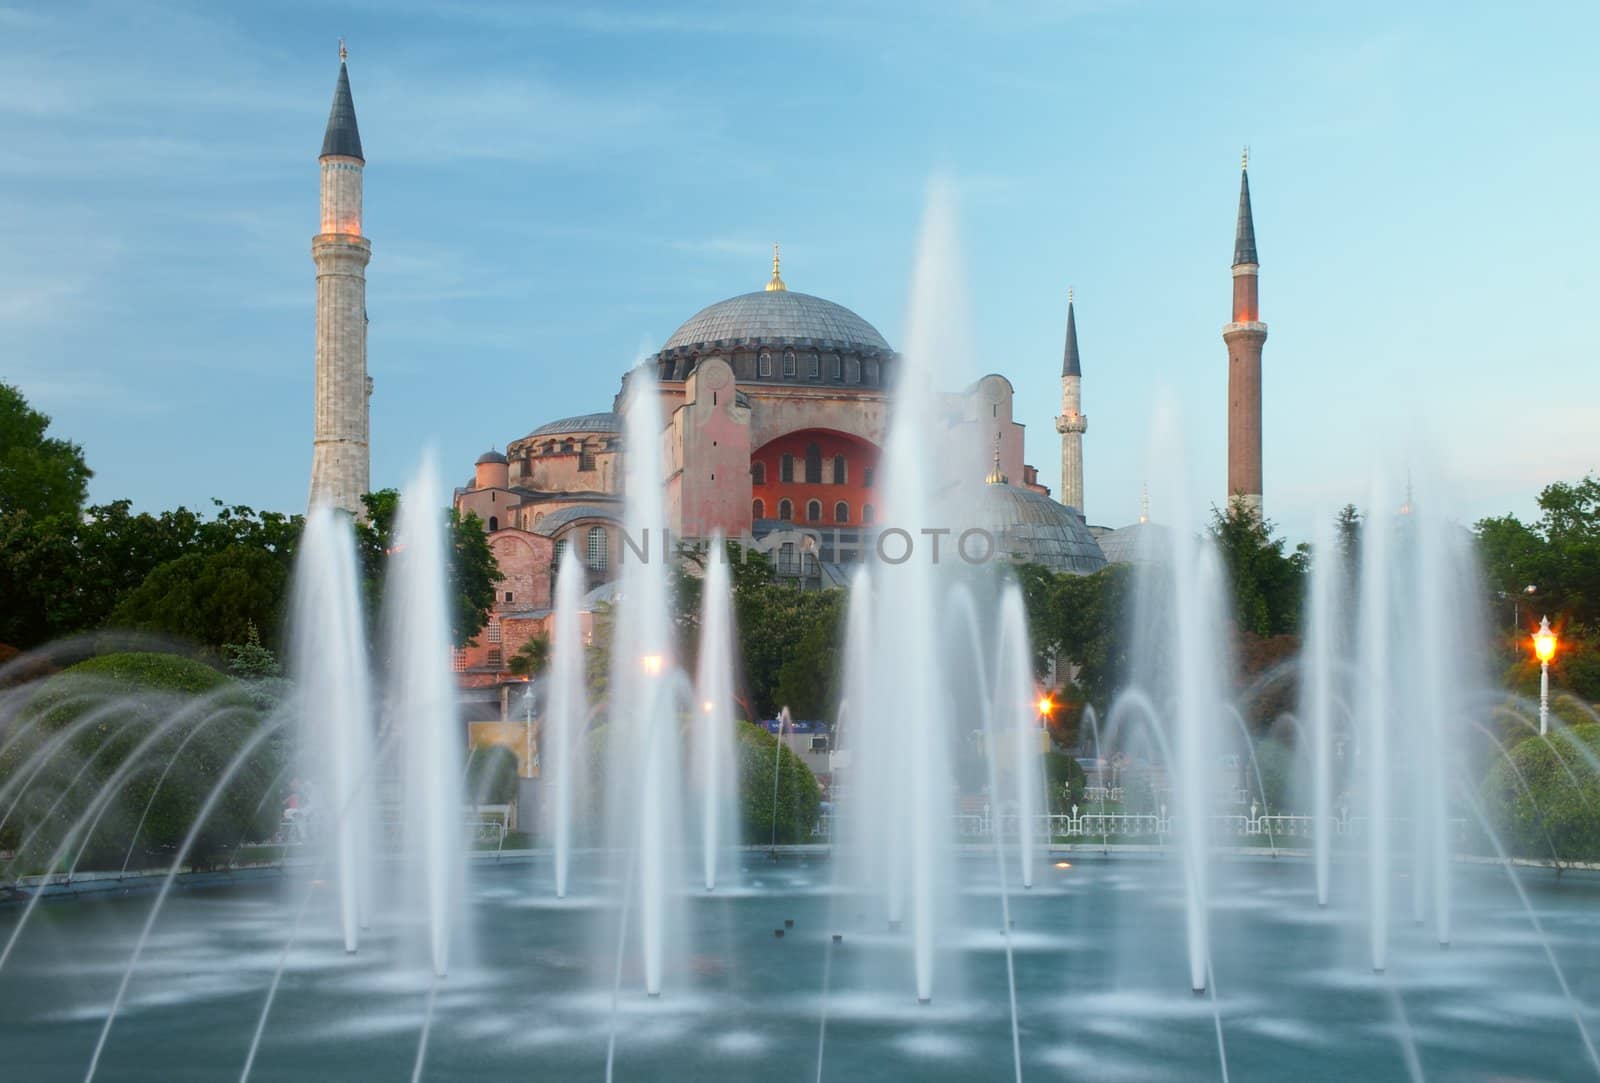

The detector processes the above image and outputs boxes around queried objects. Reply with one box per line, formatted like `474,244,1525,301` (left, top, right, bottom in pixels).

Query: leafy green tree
1210,504,1307,638
507,635,550,678
1052,563,1137,710
773,589,846,719
355,489,502,648
0,382,91,519
110,545,290,650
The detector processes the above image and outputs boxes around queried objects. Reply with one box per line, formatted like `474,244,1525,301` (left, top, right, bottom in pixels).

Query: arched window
783,350,796,377
488,515,499,532
759,350,773,377
779,541,798,575
832,455,846,484
805,442,822,484
806,500,821,523
778,499,793,522
780,454,794,483
830,353,842,380
752,499,765,519
864,360,879,385
845,357,860,384
863,466,875,488
553,538,567,566
751,461,766,485
834,501,849,524
587,526,607,571
807,351,820,379
578,447,596,472
863,504,875,525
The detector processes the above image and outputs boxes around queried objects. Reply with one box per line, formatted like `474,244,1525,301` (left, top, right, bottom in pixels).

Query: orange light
1533,617,1557,665
1054,861,1072,870
1036,694,1054,717
641,654,664,676
702,700,715,714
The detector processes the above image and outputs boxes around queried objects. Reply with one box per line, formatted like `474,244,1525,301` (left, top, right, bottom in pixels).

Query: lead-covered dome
980,484,1107,576
662,291,891,355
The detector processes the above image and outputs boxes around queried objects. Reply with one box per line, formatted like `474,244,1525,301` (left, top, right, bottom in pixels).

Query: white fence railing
810,809,1469,844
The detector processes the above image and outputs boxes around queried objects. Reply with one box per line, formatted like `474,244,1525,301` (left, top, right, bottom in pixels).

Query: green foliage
222,623,281,679
1043,749,1087,813
0,499,300,649
736,722,822,844
1249,737,1296,814
1050,563,1136,710
736,580,846,720
465,744,521,806
1210,504,1307,638
355,489,503,648
0,382,91,519
1481,724,1600,862
0,652,282,871
507,636,550,678
1478,474,1600,637
110,546,290,650
773,590,846,720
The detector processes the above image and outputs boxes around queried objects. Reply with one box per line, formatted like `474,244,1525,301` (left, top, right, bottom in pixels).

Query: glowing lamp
702,700,715,714
1036,694,1054,718
641,654,664,676
1533,617,1557,665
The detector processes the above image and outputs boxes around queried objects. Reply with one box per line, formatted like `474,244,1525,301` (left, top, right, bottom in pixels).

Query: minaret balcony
1055,412,1088,435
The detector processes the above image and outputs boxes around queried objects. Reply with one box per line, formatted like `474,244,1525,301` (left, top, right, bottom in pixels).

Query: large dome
980,484,1107,576
662,290,891,355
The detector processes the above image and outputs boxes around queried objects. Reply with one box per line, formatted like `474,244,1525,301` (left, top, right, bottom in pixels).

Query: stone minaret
1224,148,1267,519
1054,290,1087,516
308,44,372,517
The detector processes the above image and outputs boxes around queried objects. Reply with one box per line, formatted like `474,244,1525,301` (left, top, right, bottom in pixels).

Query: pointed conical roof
1061,295,1081,377
1233,167,1257,267
321,62,364,161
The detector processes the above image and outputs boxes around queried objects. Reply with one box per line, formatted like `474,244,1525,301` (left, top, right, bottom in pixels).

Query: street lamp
1533,616,1557,735
1036,693,1054,721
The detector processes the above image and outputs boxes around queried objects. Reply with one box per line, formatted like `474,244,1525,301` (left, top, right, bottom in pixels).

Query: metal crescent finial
1242,144,1249,170
339,38,348,63
1068,286,1074,305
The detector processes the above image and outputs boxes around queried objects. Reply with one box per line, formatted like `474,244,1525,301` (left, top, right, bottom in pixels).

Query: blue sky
3,0,1597,541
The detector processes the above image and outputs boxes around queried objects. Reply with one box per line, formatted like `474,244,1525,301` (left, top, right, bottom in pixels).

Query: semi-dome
979,484,1107,576
661,290,891,355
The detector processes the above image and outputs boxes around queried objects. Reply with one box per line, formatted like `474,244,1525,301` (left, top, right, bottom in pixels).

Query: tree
1053,563,1137,710
736,721,822,844
772,590,846,719
1334,504,1362,583
110,545,290,650
506,636,550,678
1481,724,1600,862
1210,504,1307,638
355,489,502,648
0,382,91,519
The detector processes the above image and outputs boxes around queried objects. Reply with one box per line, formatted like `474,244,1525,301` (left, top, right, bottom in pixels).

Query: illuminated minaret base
308,45,372,517
1223,148,1267,518
1054,290,1087,517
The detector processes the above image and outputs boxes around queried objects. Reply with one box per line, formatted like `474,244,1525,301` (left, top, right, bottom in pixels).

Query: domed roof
661,290,891,355
1097,521,1171,565
524,413,621,440
531,504,621,538
475,448,507,465
979,485,1107,576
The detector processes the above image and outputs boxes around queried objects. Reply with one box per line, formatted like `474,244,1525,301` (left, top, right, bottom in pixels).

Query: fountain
692,534,740,890
547,545,588,900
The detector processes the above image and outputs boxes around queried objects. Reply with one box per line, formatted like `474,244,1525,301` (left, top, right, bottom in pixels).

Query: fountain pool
3,853,1597,1081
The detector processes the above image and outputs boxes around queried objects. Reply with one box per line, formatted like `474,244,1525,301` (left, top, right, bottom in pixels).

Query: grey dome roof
980,485,1107,575
531,504,621,538
662,291,891,355
524,413,621,440
475,448,507,465
1097,521,1171,565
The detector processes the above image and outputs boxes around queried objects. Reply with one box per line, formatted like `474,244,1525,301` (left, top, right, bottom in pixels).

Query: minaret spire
1054,290,1088,517
308,50,373,517
1224,148,1267,519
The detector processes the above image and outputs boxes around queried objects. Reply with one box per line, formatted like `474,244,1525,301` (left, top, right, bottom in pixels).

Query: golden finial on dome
339,38,348,63
765,242,787,292
985,432,1009,486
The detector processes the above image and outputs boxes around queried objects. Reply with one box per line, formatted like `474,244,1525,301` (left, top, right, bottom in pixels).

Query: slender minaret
1224,147,1267,519
308,42,372,517
1054,289,1087,517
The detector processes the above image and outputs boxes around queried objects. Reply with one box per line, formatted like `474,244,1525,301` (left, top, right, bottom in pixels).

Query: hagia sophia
305,56,1267,699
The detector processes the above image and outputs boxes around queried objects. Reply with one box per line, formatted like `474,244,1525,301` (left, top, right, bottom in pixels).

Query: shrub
0,651,282,872
736,722,821,844
1481,723,1600,862
465,744,520,806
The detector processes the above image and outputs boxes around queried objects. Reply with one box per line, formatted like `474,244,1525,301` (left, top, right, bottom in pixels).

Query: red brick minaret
1224,148,1266,518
